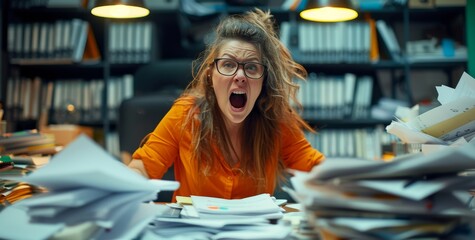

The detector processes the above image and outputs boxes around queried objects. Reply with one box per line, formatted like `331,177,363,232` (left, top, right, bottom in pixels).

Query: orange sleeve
132,98,193,179
281,126,325,171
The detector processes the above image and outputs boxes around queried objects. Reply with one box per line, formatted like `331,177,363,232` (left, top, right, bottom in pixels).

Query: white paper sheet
22,134,158,192
388,71,475,144
405,97,475,137
0,205,64,240
436,71,475,104
386,121,445,144
148,215,288,240
310,140,475,181
154,217,268,229
212,224,291,239
16,188,108,207
357,176,475,201
191,194,281,215
0,135,180,240
93,202,159,240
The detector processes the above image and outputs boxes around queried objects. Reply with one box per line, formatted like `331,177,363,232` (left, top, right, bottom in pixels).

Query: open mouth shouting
230,91,247,110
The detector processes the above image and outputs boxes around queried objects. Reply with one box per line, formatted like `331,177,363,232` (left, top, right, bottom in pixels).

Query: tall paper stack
0,135,179,240
287,140,475,239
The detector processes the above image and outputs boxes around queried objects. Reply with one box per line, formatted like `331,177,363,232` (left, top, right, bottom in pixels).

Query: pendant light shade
91,0,150,19
300,0,358,22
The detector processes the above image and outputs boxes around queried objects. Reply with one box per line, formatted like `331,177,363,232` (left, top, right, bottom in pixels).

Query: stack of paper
180,194,284,220
287,140,475,239
143,217,292,240
141,194,292,239
0,135,179,240
1,181,46,207
386,71,475,154
1,153,51,207
0,129,58,155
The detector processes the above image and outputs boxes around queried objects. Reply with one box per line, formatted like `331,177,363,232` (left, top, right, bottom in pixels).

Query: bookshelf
0,1,468,158
0,1,165,155
274,3,467,159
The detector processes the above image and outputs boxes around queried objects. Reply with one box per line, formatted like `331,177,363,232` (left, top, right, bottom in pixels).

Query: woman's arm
128,98,193,179
282,127,325,171
128,159,150,178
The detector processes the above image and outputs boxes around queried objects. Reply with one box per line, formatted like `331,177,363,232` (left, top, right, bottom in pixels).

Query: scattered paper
386,71,475,145
0,135,180,240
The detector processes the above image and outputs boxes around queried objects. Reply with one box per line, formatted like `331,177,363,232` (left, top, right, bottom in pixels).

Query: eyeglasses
213,58,266,79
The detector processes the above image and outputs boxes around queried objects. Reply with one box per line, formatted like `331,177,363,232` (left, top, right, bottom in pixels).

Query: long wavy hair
181,8,313,191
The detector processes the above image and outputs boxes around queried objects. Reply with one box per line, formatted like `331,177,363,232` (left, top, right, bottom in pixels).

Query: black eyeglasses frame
213,58,267,79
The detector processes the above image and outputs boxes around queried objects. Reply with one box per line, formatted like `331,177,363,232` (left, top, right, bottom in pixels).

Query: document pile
287,140,475,239
0,134,179,240
0,129,58,155
386,71,475,151
144,217,292,240
142,194,292,239
1,154,51,206
181,194,285,219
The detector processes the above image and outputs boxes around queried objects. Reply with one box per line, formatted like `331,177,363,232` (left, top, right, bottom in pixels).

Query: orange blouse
132,97,325,201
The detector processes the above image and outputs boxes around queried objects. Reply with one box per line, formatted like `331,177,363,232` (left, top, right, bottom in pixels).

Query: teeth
232,91,246,95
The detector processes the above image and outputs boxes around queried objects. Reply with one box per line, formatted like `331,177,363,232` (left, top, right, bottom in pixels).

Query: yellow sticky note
176,196,193,205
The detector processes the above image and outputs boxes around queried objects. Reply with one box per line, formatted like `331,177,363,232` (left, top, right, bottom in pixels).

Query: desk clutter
0,135,297,240
0,129,58,156
0,155,49,207
0,71,473,239
386,71,475,154
0,130,53,207
283,71,475,239
142,195,291,239
0,135,180,239
139,194,297,239
147,217,292,239
287,139,475,239
0,126,97,207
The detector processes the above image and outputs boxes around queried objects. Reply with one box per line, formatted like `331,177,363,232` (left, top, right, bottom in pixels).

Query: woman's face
211,39,264,126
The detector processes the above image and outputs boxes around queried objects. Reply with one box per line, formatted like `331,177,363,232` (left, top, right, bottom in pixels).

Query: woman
128,8,325,200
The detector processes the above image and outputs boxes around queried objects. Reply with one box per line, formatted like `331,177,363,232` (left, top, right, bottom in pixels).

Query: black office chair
133,59,194,97
118,59,193,202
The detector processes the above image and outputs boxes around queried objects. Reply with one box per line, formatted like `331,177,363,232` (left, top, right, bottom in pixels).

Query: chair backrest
119,59,193,154
119,94,178,202
118,94,178,156
118,59,193,202
133,59,194,97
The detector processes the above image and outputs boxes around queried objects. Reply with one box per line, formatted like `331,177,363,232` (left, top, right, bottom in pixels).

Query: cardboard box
41,124,94,147
409,0,434,8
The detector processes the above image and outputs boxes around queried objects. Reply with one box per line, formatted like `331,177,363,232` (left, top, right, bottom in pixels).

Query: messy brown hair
182,8,313,192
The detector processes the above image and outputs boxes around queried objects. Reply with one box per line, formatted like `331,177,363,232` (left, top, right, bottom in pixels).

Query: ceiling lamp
91,0,150,19
300,0,358,22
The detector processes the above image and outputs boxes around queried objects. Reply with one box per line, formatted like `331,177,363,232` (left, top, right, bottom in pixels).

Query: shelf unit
0,3,172,152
